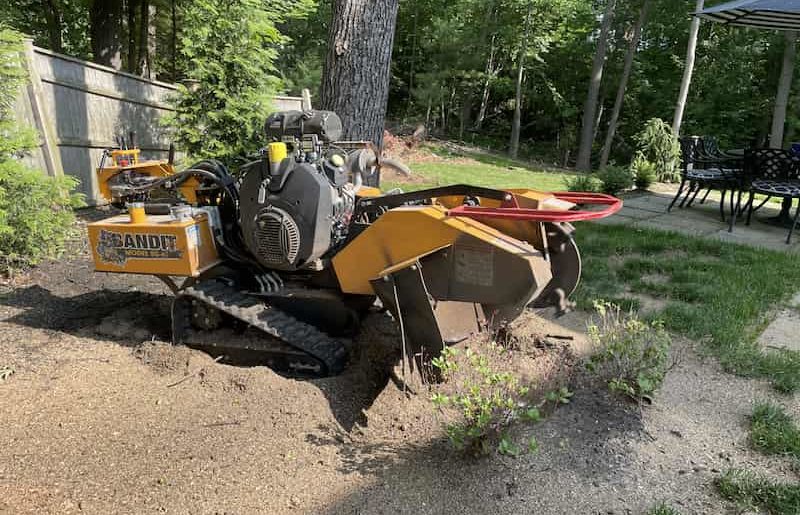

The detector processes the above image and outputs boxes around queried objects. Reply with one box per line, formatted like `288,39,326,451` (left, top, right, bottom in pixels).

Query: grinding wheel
530,222,581,311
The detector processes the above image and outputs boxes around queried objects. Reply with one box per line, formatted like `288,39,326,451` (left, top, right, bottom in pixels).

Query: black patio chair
688,136,744,208
668,136,740,221
743,148,800,244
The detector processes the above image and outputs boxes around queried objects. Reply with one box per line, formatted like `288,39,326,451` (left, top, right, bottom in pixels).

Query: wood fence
13,41,307,205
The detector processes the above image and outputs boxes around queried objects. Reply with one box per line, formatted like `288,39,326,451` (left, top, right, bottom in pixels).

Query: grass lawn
382,148,800,394
573,223,800,393
384,144,578,192
716,404,800,514
399,162,575,192
717,469,800,514
749,403,800,460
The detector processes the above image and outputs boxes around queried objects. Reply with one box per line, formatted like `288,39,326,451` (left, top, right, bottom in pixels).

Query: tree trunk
770,31,798,148
672,0,704,136
90,0,124,68
137,0,154,77
599,0,650,169
126,0,138,72
171,0,177,80
320,0,400,148
509,1,534,159
576,0,617,171
476,35,497,130
43,0,63,53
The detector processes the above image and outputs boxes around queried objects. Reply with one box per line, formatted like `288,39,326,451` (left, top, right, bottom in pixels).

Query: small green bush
586,301,672,402
596,166,634,195
565,174,600,193
631,153,657,190
430,344,570,456
0,161,83,271
0,27,83,273
634,118,681,183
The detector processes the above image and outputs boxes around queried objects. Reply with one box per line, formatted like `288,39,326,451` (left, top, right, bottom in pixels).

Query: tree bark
476,35,498,130
171,0,177,80
509,1,534,159
90,0,124,68
43,0,63,53
137,0,154,77
672,0,704,136
126,0,138,73
599,0,650,169
320,0,400,148
770,31,798,148
576,0,617,171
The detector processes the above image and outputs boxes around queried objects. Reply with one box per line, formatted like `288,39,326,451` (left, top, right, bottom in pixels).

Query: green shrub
565,174,600,193
430,344,570,456
586,301,672,402
163,0,314,166
0,27,83,273
596,166,634,195
0,161,83,271
634,119,681,183
631,153,657,190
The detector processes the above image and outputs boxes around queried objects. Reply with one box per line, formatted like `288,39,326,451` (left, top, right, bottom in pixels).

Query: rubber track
172,280,348,376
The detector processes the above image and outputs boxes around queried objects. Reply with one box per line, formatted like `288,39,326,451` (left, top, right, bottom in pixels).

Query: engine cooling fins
171,279,348,377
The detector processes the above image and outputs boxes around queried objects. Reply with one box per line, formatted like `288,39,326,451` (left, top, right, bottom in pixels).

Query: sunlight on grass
382,144,577,192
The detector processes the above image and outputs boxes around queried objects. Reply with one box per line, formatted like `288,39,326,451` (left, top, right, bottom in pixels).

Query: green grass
383,144,577,192
573,223,800,393
647,502,682,515
717,469,800,514
750,403,800,459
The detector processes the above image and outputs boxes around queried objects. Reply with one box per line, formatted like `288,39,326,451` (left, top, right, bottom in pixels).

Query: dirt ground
1,219,798,515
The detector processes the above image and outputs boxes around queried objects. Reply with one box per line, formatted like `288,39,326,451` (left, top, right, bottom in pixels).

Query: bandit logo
97,229,182,265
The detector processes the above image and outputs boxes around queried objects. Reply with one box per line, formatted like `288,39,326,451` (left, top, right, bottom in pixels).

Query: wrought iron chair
743,148,800,244
668,136,739,221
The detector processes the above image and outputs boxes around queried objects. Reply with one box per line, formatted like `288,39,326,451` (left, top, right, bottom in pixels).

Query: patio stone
757,309,800,352
645,213,722,232
617,206,660,220
621,196,671,214
608,190,800,253
715,226,800,252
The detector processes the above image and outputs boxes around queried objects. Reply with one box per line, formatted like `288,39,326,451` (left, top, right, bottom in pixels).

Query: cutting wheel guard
447,192,622,223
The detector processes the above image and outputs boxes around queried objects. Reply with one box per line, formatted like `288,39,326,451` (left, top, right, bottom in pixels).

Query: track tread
173,280,348,376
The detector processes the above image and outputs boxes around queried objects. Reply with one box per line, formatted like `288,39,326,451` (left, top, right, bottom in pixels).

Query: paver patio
600,187,800,253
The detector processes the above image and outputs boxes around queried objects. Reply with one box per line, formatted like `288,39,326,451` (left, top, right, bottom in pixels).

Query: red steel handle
446,192,622,223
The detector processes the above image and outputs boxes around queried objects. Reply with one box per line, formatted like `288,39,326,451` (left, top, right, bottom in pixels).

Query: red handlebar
446,192,623,223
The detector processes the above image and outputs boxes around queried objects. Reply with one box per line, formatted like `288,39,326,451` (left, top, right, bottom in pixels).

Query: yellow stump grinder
88,110,621,377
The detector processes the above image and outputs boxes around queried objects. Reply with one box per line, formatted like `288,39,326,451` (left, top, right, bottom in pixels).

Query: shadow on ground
308,384,643,514
0,284,395,432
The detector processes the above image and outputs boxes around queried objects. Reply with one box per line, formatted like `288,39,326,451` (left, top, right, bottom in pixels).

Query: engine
238,110,356,272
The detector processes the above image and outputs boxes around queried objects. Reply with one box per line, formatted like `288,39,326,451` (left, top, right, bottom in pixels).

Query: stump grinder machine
88,110,621,378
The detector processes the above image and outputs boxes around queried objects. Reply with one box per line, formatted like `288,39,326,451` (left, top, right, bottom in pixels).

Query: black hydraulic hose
126,161,261,268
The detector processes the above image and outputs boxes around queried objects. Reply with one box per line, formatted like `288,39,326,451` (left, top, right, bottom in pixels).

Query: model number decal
97,229,182,265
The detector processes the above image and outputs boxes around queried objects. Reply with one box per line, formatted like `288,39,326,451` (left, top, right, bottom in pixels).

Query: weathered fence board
15,42,306,205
